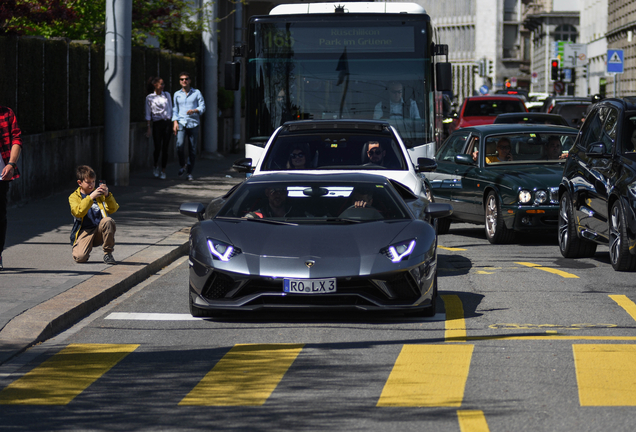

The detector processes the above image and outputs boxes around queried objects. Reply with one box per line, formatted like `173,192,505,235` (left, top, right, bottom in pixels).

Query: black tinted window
579,107,605,150
601,108,618,153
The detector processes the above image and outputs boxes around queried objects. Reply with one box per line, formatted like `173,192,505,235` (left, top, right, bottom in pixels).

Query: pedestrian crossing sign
607,49,624,73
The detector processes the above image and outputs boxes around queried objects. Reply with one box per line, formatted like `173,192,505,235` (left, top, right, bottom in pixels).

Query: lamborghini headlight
207,239,241,261
381,239,416,263
518,190,532,204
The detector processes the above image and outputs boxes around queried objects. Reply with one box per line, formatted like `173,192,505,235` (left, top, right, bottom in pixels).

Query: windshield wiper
323,217,362,224
244,218,298,226
216,216,298,226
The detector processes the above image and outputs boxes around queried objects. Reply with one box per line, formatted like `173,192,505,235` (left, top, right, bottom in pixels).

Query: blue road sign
479,85,489,95
607,49,624,74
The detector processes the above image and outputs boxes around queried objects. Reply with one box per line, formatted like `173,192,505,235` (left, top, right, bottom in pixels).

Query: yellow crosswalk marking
377,344,474,407
573,344,636,406
443,294,466,342
458,410,491,432
0,344,138,405
515,262,578,278
439,246,467,251
179,343,304,406
609,295,636,322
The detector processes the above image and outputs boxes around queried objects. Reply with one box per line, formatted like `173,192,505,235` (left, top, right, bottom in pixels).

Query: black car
558,98,636,271
541,96,591,113
427,124,578,243
550,101,592,128
494,112,569,126
179,172,452,317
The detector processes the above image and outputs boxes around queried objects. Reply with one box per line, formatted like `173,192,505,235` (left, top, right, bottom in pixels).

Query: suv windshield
261,131,408,171
216,181,411,222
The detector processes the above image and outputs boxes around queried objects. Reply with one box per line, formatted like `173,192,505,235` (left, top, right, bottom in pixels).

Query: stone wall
8,122,169,205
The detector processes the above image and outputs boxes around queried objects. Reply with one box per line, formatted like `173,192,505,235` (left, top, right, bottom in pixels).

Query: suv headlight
381,239,416,263
207,239,241,261
518,190,532,204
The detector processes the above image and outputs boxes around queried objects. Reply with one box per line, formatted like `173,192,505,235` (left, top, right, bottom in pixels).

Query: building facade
580,0,608,96
420,0,529,103
523,0,581,96
606,0,636,97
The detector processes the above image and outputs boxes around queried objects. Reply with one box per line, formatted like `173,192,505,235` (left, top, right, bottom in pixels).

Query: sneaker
153,167,160,178
178,167,186,177
187,174,194,181
160,171,166,180
103,253,117,265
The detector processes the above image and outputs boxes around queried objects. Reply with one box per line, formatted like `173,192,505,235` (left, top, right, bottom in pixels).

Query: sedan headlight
534,190,548,204
518,190,532,204
207,239,241,261
381,239,416,263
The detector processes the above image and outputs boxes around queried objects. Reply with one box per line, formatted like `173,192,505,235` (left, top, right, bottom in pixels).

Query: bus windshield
247,17,435,149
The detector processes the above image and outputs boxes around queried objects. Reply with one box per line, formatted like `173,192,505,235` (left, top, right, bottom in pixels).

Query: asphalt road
1,223,636,431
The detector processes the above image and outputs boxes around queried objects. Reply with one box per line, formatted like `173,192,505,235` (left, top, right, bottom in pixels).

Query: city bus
227,2,452,164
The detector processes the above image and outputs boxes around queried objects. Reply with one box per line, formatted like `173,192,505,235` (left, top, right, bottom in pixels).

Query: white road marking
105,312,201,321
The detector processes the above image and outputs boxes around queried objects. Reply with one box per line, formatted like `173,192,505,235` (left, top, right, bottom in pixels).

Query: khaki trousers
72,217,116,263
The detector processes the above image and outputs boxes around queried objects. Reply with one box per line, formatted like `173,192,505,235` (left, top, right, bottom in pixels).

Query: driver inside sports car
245,187,294,218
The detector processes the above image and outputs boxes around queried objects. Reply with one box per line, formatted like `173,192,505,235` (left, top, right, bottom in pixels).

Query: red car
451,95,527,132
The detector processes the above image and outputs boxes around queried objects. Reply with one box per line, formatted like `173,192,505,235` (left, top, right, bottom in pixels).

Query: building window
554,24,578,42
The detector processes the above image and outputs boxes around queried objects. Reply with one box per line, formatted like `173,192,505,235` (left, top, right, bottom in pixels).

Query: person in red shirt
0,106,23,270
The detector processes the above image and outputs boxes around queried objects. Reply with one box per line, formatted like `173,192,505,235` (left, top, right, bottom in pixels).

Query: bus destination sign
261,26,416,54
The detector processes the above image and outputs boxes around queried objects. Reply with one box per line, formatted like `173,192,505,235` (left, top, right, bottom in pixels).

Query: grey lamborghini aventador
179,172,452,318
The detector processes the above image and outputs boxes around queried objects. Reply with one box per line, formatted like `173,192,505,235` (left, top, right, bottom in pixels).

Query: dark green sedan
426,124,578,243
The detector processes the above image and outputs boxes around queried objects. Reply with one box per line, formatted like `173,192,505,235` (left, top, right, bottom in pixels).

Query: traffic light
505,79,511,88
478,59,486,77
487,59,494,77
582,64,588,79
550,59,560,81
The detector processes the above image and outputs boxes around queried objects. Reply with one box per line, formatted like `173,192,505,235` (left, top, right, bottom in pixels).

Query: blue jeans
176,125,199,174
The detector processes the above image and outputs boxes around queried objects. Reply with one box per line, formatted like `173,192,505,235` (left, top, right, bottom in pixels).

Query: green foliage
159,30,201,59
5,0,212,48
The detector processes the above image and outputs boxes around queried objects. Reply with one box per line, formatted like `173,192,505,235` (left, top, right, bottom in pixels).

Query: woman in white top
145,77,173,179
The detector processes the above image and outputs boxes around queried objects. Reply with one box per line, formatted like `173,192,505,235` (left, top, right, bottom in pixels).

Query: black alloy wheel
609,201,636,271
484,191,514,244
558,193,597,258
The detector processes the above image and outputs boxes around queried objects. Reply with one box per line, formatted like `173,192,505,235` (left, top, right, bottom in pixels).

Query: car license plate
283,278,337,294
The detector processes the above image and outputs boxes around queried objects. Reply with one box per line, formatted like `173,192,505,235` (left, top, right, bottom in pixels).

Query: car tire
484,191,514,244
437,217,451,235
189,292,215,318
609,201,636,271
558,192,597,258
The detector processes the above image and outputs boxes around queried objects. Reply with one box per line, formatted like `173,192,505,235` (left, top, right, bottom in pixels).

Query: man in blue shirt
172,72,206,181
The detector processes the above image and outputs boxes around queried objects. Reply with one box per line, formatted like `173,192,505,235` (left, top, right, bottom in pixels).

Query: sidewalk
0,156,243,364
